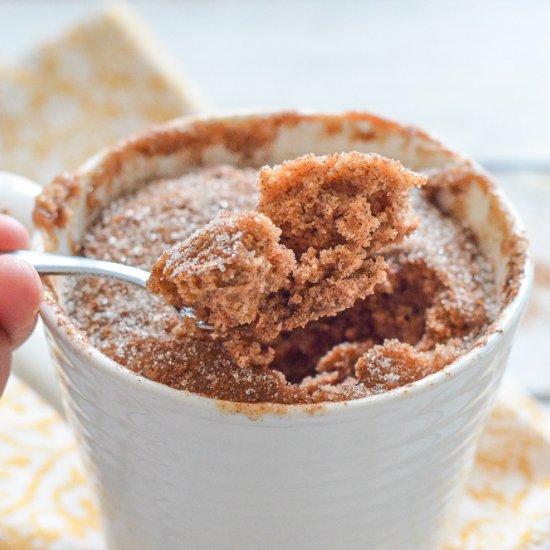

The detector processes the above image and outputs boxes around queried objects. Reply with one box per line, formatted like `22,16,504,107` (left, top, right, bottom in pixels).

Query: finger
0,256,43,349
0,335,10,396
0,214,31,250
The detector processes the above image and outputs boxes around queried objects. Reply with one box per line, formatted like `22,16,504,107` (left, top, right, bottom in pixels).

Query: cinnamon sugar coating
148,153,424,366
354,341,455,392
148,211,295,328
64,162,499,404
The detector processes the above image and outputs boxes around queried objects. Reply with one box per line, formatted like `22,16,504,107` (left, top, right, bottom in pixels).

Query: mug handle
0,172,63,414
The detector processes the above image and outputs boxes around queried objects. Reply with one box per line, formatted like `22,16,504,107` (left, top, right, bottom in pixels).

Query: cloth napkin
0,2,208,186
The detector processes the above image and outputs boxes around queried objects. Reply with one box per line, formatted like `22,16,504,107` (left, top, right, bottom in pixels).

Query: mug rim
37,109,533,418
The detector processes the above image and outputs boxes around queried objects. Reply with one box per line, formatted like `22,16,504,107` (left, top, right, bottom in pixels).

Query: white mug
0,111,532,549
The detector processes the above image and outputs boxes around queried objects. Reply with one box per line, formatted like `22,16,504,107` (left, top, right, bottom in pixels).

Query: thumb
0,255,43,350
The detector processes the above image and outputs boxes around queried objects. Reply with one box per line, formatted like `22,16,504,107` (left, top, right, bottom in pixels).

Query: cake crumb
355,340,456,392
258,152,424,255
148,211,295,328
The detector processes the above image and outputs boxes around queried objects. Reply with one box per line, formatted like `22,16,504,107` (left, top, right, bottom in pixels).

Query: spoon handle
1,250,213,329
1,250,150,288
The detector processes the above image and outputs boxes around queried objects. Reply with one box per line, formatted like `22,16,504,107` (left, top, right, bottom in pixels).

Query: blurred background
1,0,549,398
2,0,549,163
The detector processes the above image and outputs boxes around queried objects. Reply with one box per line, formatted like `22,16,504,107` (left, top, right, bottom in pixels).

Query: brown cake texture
258,152,423,255
148,211,295,328
148,152,425,366
63,158,499,404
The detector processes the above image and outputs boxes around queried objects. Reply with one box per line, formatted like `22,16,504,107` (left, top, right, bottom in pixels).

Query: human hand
0,214,42,395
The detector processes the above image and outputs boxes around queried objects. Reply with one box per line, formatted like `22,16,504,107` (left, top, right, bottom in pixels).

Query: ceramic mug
0,111,532,549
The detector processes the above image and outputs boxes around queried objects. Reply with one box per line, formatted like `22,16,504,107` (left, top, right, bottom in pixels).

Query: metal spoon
2,249,213,330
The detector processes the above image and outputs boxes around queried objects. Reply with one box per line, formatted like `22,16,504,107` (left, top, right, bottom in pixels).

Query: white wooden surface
0,0,549,164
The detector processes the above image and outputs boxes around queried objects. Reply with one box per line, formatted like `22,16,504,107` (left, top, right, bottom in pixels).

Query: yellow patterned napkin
0,375,549,550
445,382,550,549
0,376,103,550
0,2,208,186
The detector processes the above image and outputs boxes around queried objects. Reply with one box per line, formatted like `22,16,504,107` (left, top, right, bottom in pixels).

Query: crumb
355,340,456,393
148,211,295,327
258,152,424,255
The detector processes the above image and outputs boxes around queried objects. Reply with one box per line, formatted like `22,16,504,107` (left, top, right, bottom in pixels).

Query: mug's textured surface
36,112,531,550
44,320,521,549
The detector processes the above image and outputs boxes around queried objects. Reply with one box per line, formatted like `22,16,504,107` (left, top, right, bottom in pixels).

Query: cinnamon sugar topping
148,211,296,329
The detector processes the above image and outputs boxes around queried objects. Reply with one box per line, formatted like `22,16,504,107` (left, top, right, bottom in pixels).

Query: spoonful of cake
147,152,426,366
